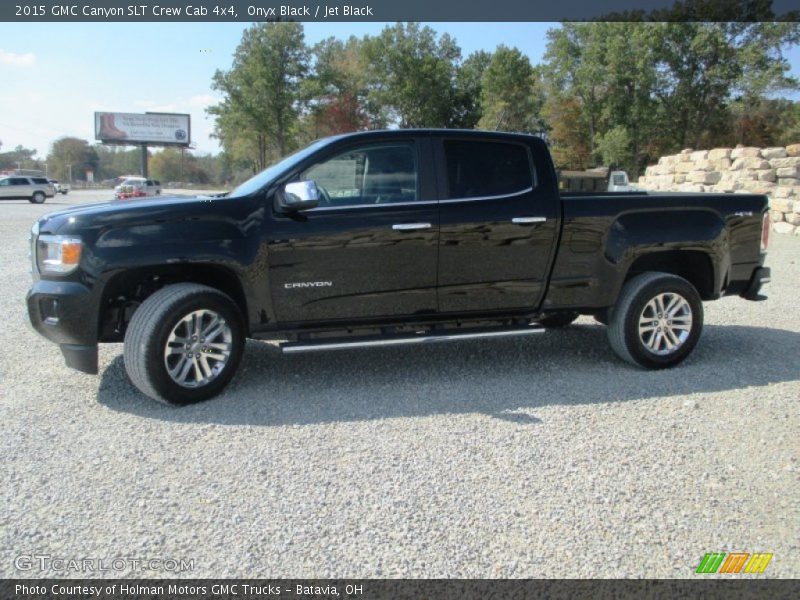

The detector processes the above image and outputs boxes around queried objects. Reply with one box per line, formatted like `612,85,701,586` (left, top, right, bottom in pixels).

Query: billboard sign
94,112,191,146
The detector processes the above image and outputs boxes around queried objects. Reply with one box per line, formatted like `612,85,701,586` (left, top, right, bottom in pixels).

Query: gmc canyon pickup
27,130,771,405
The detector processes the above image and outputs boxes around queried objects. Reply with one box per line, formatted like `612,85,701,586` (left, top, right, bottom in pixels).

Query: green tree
47,137,99,181
150,148,210,184
0,144,40,171
653,22,799,149
95,146,144,180
209,22,308,170
478,46,545,133
362,23,462,127
452,50,492,129
301,36,378,139
543,20,800,173
596,125,633,169
544,24,608,157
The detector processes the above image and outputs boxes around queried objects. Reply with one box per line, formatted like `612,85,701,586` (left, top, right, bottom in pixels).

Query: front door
268,139,439,323
435,137,560,314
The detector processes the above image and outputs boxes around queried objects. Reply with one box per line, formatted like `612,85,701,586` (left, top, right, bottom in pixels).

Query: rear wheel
607,272,703,369
30,191,45,204
123,283,245,405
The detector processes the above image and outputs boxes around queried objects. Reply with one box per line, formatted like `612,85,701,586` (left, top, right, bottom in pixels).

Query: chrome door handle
512,216,547,225
392,223,432,231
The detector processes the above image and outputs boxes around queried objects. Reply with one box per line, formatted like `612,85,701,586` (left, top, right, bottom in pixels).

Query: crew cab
26,130,771,405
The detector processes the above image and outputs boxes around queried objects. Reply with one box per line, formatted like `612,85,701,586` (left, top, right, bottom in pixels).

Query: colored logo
696,552,773,574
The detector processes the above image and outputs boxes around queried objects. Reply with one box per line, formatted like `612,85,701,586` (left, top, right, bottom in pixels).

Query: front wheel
123,283,245,405
607,272,703,369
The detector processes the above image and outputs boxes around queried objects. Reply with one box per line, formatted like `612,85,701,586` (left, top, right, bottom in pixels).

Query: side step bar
281,325,545,354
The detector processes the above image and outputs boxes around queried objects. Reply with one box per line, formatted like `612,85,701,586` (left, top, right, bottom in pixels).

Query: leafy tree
596,125,633,169
543,20,800,174
543,96,592,170
210,22,308,170
478,46,545,134
653,22,799,149
544,24,608,156
727,97,800,147
302,36,378,139
452,50,492,129
47,137,99,181
150,148,210,184
0,144,40,171
95,146,145,180
362,23,462,127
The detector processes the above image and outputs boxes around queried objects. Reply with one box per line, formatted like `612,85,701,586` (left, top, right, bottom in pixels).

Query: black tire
608,272,703,369
123,283,245,405
537,311,580,328
30,191,46,204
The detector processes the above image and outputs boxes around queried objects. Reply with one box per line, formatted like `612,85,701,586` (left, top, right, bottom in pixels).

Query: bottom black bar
2,579,799,600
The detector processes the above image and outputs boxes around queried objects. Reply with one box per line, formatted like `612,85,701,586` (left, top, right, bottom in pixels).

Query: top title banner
3,0,799,22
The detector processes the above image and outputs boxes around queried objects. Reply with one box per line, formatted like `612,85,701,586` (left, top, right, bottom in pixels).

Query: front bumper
27,279,99,374
740,266,771,301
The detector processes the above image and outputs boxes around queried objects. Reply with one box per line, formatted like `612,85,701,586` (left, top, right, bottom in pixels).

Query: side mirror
279,180,320,211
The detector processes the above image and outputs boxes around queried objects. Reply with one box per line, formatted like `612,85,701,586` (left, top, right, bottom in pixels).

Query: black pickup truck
27,130,771,404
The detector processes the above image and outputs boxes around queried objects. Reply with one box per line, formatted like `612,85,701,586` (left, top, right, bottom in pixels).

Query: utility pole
67,164,72,183
140,145,148,178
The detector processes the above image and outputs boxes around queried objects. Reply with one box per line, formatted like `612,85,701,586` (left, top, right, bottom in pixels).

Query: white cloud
0,48,36,67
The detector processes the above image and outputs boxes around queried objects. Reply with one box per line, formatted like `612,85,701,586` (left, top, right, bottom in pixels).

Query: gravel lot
1,190,798,578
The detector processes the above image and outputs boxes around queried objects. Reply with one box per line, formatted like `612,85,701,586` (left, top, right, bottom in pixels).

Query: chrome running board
280,325,545,354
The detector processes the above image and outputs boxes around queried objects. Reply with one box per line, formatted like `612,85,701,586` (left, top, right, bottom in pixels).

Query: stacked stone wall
637,144,800,235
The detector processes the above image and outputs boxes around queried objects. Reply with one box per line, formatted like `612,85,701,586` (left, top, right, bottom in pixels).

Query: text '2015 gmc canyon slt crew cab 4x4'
27,130,771,405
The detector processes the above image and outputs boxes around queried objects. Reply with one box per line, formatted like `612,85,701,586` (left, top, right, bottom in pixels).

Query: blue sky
0,22,798,158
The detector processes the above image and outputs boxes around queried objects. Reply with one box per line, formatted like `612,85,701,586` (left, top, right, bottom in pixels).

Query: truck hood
37,195,231,235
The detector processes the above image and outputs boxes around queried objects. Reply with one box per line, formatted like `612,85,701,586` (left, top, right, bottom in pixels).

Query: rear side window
32,177,48,184
444,140,533,200
11,178,29,185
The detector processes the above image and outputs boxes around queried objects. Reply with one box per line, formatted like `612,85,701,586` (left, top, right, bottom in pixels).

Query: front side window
444,140,533,200
301,143,418,207
0,179,8,187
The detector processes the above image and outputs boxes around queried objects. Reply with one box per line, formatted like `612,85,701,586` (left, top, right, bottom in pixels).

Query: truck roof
321,128,544,144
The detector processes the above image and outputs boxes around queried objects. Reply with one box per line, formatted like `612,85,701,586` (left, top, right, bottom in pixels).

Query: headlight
37,235,83,274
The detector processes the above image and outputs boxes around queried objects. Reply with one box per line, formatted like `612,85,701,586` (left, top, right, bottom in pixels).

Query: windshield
612,174,627,185
228,138,333,198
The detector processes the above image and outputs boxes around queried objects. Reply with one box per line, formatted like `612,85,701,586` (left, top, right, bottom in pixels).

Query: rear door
435,137,560,313
268,137,439,323
9,177,32,199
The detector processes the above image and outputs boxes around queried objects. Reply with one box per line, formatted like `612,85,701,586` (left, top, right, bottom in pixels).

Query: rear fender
608,209,726,300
